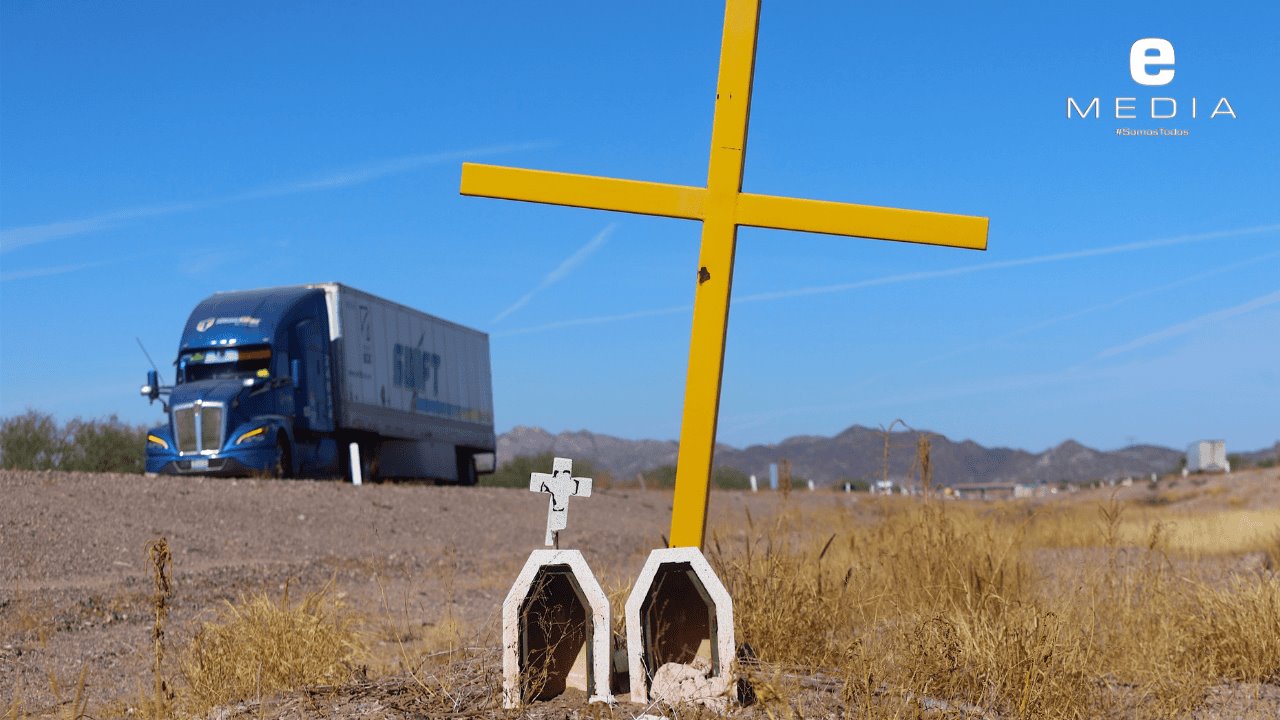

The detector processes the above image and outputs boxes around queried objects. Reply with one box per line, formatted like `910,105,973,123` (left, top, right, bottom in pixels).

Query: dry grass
8,480,1278,718
0,586,55,646
1026,503,1280,557
38,667,90,720
175,582,368,715
710,493,1280,719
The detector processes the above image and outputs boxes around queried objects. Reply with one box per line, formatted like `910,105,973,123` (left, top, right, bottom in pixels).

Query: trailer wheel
455,448,478,486
361,444,379,483
274,437,293,479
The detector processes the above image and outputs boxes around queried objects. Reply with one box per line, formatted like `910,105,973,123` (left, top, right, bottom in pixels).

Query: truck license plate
191,458,209,471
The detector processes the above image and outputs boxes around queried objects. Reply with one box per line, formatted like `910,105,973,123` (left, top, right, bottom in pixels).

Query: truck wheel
274,438,293,479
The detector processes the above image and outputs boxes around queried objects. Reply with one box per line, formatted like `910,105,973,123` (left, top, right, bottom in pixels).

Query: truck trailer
141,283,495,483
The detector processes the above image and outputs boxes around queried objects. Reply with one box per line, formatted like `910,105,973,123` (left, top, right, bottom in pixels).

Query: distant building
950,482,1018,500
1183,440,1230,475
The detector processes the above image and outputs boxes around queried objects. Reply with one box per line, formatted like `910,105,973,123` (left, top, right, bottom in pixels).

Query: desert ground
3,467,1279,718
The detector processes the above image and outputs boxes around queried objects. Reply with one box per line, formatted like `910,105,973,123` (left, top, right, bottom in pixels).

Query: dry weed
176,581,367,714
145,537,174,716
44,666,89,720
710,492,1280,719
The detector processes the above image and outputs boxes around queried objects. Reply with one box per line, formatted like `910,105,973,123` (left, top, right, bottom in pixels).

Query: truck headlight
234,426,267,445
147,434,170,450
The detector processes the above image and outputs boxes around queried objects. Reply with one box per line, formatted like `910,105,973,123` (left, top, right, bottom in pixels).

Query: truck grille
174,406,197,453
173,403,224,455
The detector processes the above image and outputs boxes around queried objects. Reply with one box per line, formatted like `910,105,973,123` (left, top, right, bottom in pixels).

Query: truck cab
143,287,337,477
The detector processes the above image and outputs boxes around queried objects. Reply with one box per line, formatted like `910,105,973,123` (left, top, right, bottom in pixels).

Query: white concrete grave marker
502,549,614,707
530,457,592,547
625,547,736,709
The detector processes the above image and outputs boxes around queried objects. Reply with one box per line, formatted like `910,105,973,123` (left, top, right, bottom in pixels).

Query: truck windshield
179,346,272,383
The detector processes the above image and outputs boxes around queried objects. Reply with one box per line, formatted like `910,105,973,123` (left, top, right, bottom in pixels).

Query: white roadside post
348,442,362,486
502,457,613,707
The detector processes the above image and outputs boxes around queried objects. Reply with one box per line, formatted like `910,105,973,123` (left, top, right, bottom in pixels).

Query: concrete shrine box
502,549,613,707
625,547,736,705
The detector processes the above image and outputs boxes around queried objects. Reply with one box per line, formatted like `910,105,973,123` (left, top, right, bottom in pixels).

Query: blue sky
2,1,1277,453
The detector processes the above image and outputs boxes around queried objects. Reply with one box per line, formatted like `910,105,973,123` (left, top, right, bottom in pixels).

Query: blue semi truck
141,283,495,483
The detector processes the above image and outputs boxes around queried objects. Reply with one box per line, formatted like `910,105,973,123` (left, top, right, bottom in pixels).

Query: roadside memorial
461,0,990,549
502,456,739,710
502,458,613,707
482,0,991,710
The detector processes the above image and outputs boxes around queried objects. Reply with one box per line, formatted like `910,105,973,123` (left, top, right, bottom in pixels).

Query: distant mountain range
498,425,1279,487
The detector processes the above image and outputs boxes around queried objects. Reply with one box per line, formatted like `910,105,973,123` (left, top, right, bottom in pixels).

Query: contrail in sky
0,259,113,283
725,250,1280,432
734,223,1280,305
497,223,1280,337
883,248,1280,372
491,224,617,324
494,303,690,337
1097,288,1280,358
0,141,550,253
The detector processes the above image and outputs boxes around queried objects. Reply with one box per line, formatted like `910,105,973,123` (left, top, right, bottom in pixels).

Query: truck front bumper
147,445,278,477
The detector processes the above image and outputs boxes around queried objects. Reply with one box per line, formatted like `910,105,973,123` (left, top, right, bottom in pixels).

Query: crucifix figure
463,0,989,548
530,457,593,548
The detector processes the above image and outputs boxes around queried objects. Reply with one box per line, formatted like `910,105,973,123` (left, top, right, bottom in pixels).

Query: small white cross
530,457,592,548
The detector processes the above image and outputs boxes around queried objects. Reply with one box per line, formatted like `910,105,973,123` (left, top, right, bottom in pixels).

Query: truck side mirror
140,369,161,403
290,358,301,388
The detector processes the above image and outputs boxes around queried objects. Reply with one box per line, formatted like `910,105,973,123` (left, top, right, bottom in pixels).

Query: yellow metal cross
461,0,988,548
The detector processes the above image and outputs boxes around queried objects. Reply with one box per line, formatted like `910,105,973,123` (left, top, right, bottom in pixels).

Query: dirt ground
3,469,1278,718
0,470,852,716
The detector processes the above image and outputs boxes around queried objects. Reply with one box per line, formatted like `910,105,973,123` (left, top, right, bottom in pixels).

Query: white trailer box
1184,440,1230,475
310,283,495,480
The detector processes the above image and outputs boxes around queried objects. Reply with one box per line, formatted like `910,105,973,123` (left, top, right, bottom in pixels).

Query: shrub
482,452,598,488
0,410,147,473
63,415,146,473
712,465,752,490
0,410,66,470
638,463,751,490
